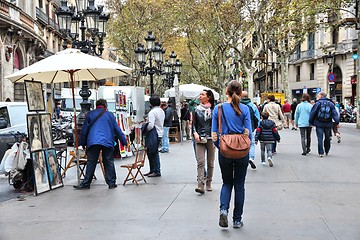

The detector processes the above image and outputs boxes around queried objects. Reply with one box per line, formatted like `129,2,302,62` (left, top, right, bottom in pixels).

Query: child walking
255,112,281,167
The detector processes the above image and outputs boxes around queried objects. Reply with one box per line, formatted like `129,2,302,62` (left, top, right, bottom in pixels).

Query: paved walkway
1,124,360,240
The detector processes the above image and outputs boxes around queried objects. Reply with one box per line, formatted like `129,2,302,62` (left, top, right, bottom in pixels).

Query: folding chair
121,148,147,185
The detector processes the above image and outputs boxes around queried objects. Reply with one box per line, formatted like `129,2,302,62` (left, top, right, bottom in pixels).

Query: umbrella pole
70,72,81,186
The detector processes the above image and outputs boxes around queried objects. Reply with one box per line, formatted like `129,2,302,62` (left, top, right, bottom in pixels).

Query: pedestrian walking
291,98,298,130
192,89,215,194
282,99,292,129
74,99,128,190
262,95,284,153
309,92,339,157
294,93,313,155
331,100,341,143
211,80,252,229
255,112,281,166
160,101,174,153
144,97,165,177
240,91,260,169
181,103,191,140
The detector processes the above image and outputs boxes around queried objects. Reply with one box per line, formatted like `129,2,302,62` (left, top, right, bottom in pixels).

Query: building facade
0,0,62,104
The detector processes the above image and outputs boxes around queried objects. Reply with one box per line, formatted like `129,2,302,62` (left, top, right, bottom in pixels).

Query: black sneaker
249,159,256,169
108,184,117,189
219,210,228,228
73,184,90,190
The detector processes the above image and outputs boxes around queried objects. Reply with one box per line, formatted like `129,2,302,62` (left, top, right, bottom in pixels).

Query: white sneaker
268,157,273,167
261,161,267,166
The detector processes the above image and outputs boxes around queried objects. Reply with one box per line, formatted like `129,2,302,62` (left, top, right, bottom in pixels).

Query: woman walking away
294,93,313,155
192,89,215,194
211,80,252,229
255,112,281,166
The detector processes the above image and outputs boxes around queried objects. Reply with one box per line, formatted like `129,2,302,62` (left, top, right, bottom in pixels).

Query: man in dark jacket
309,92,339,157
74,99,128,190
160,101,174,153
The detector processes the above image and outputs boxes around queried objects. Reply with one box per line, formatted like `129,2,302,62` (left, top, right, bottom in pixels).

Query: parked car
0,102,28,162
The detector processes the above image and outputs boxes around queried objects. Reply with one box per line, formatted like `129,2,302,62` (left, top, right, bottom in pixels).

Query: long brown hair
226,80,242,115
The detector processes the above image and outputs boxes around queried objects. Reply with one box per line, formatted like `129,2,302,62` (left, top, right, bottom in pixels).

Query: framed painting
27,114,43,152
32,150,50,195
45,148,63,189
40,113,53,148
24,80,45,112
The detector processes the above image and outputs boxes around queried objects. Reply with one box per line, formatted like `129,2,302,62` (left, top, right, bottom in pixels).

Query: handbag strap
85,108,106,139
218,105,223,135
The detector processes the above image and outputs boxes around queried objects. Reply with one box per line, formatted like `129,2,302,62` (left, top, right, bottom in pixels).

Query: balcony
36,7,48,26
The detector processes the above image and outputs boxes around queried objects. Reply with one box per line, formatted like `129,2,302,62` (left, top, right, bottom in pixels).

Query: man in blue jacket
74,99,128,190
309,92,339,157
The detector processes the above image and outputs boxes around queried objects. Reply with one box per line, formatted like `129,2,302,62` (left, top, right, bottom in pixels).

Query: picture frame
45,148,63,189
24,80,45,112
27,114,43,152
40,113,53,148
32,150,50,195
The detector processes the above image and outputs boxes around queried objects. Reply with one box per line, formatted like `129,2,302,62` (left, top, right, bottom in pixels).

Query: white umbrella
164,83,220,100
6,48,132,184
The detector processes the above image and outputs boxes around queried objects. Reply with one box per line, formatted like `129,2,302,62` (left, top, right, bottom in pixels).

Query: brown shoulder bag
218,105,250,159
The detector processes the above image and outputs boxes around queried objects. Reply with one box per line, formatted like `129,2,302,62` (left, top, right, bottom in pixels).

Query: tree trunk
280,55,291,101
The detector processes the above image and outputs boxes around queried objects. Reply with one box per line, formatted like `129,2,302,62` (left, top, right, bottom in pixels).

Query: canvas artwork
25,80,45,112
32,150,50,195
27,114,43,152
40,113,53,148
45,149,63,189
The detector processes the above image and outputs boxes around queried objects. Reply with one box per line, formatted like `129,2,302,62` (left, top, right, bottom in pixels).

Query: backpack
246,104,259,132
317,100,332,122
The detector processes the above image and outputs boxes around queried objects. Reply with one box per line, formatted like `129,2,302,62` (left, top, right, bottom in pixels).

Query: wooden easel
61,150,105,180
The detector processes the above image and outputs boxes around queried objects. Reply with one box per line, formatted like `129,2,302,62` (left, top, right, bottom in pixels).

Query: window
38,0,43,8
308,32,315,57
310,63,315,80
0,107,10,128
332,28,339,45
296,66,301,82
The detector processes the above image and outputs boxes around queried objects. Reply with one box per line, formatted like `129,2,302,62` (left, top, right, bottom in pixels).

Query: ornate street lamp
162,51,182,89
57,0,109,56
56,0,110,131
134,31,165,96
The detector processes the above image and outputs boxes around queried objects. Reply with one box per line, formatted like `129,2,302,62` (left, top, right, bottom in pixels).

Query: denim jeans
147,137,161,175
249,130,256,160
82,145,116,186
299,127,312,153
260,142,273,162
315,127,331,155
218,151,249,223
162,127,170,152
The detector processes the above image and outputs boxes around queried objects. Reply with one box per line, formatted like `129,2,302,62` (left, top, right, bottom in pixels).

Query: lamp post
327,52,335,99
162,51,182,89
56,0,109,125
134,31,165,97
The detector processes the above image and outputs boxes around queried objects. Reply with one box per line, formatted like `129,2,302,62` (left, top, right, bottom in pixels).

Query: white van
60,88,97,117
0,102,29,134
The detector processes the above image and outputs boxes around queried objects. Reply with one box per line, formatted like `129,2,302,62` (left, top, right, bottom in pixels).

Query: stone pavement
0,123,360,240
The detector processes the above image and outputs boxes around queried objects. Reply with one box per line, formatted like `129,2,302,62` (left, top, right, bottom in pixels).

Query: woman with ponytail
211,80,252,229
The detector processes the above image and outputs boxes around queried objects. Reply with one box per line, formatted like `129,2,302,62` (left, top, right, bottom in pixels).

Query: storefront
292,87,319,101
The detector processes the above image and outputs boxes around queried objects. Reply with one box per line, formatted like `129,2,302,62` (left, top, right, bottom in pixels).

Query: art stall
111,87,145,158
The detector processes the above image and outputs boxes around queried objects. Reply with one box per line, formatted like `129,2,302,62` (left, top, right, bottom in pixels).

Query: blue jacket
240,98,260,131
309,98,339,128
80,107,127,149
212,102,252,148
255,119,281,142
294,101,313,127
